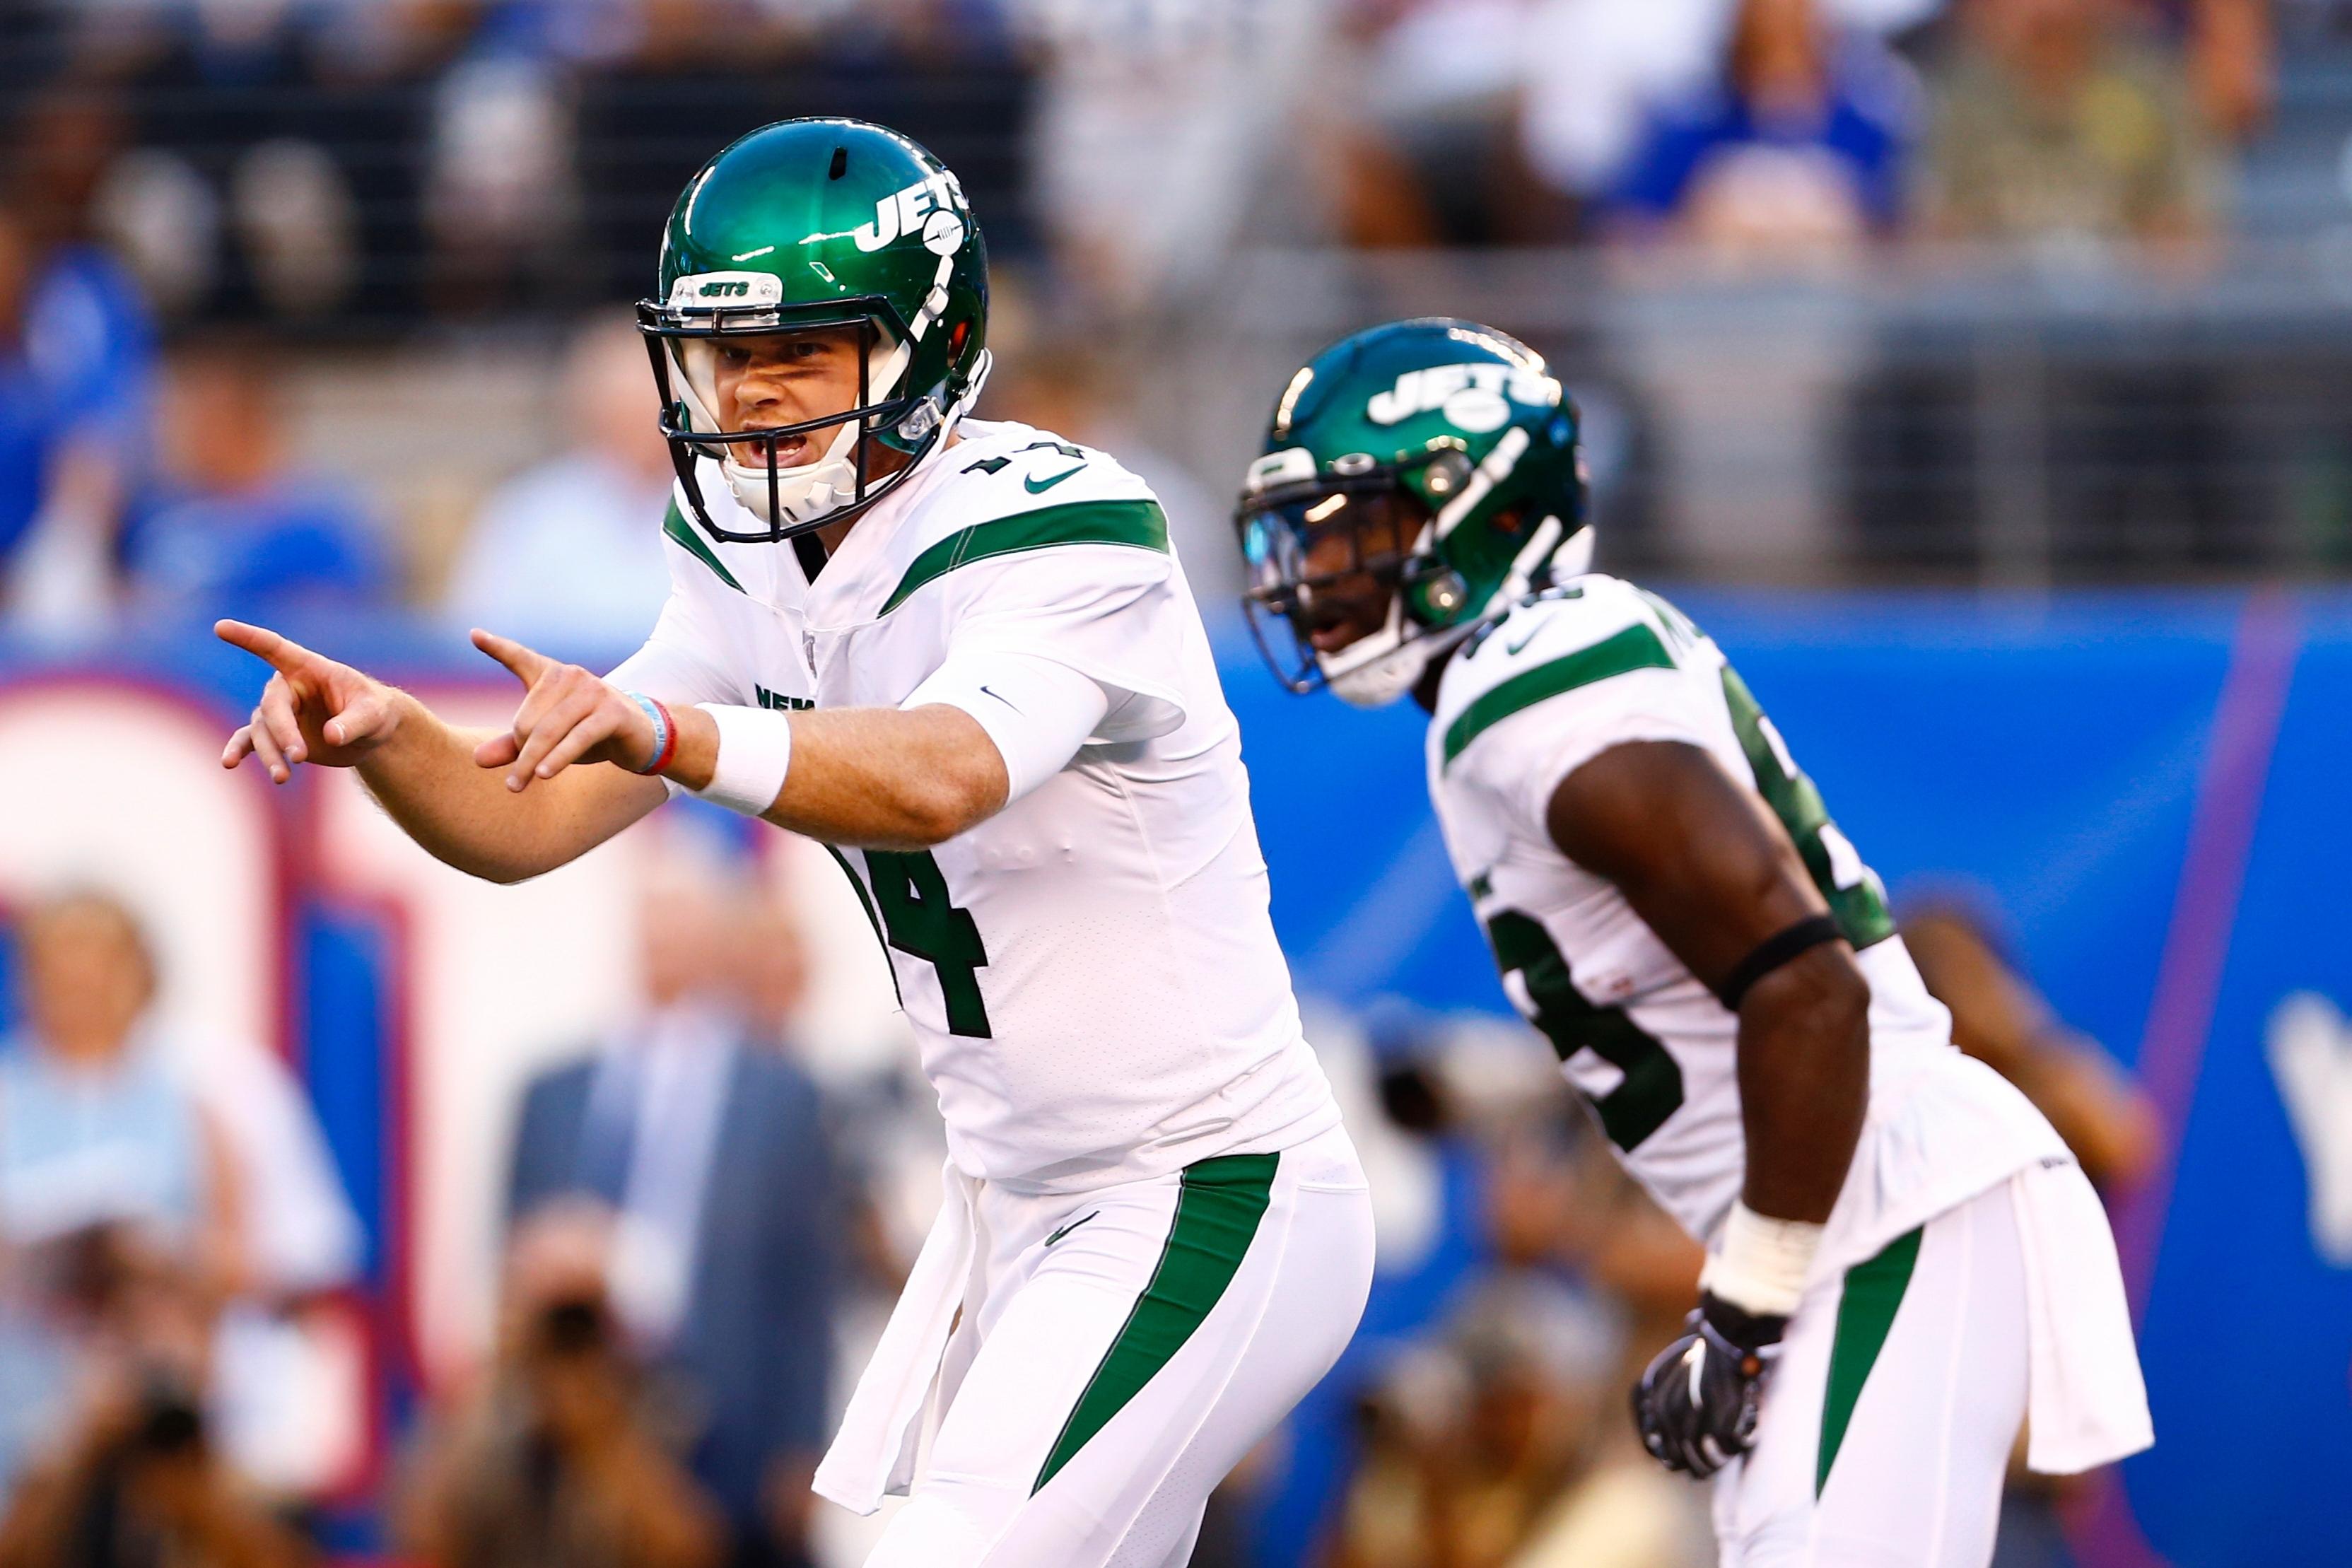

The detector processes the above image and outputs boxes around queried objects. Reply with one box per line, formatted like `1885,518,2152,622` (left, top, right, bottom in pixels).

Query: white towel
2011,1156,2155,1474
814,1162,978,1514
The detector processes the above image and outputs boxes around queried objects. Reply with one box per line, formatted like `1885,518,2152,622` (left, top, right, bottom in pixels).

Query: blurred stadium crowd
0,0,2317,1565
0,849,2170,1568
7,0,2352,632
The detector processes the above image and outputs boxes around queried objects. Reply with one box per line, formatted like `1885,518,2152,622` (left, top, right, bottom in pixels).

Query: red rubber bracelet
645,696,679,776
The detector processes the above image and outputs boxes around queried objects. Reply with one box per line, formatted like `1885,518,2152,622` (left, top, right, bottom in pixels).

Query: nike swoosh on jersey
1024,464,1087,493
979,684,1021,713
1044,1211,1100,1247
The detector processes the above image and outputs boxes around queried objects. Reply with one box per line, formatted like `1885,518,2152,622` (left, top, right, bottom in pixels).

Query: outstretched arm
466,631,1034,853
217,621,666,883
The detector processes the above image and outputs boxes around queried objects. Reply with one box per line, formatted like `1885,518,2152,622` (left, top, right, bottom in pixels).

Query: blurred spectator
71,1,437,328
1901,897,2158,1568
440,312,673,654
0,891,246,1502
185,1031,364,1505
397,1205,725,1568
1903,899,2160,1195
1329,1272,1632,1568
0,888,362,1510
120,341,388,624
0,193,153,635
1328,0,1566,247
1018,0,1323,307
419,54,578,317
1603,0,1918,255
1277,1008,1710,1568
1919,0,2225,247
1519,0,1941,213
0,1227,310,1568
498,853,840,1568
2185,0,2271,141
1502,1152,1712,1568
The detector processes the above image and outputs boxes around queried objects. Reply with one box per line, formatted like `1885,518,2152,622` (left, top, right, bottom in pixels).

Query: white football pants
862,1123,1375,1568
1711,1176,2032,1567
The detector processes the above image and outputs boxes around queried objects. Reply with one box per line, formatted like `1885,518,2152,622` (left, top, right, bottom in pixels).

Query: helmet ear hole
1409,567,1470,624
1422,450,1474,501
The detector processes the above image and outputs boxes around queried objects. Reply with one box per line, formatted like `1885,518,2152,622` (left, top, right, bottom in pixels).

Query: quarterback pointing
218,120,1372,1567
1231,320,2151,1566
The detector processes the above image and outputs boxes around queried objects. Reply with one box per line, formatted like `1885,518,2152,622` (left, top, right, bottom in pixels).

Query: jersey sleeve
1449,598,1724,836
604,537,751,709
903,648,1112,805
925,530,1190,747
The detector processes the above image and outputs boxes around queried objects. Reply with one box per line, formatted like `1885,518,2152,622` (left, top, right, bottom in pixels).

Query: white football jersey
613,421,1337,1191
1428,575,2066,1267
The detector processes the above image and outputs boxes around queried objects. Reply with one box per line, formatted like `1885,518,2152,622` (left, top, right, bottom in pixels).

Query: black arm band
1714,915,1844,1011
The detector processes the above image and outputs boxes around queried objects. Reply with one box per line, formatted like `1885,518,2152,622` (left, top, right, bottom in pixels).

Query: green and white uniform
1427,574,2151,1565
612,420,1369,1568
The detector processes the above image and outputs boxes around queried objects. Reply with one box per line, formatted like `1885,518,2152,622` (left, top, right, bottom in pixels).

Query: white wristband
690,703,795,817
1699,1201,1823,1318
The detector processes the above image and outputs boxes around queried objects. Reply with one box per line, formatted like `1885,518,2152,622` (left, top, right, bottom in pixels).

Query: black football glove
1631,1292,1786,1479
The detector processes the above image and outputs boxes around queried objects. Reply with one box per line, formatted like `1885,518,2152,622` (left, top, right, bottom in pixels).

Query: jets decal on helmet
1365,361,1560,433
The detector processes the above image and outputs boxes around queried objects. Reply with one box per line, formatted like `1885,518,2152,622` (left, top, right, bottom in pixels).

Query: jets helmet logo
1367,362,1560,434
851,171,969,254
666,271,784,308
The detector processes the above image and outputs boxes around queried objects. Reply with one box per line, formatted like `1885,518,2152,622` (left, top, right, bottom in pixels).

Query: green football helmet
1234,318,1590,706
638,118,990,544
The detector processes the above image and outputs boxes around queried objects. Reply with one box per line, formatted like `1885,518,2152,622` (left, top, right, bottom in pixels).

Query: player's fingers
506,691,599,790
215,619,315,677
504,663,567,738
221,722,257,768
474,731,520,770
257,682,308,766
530,706,621,781
324,691,391,749
500,660,599,756
472,628,549,688
245,708,292,785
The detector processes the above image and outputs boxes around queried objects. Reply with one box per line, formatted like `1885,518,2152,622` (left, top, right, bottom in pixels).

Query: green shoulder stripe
1441,621,1675,768
663,500,744,595
881,498,1168,615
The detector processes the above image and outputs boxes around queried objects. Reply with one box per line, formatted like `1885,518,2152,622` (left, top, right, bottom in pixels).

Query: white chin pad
1327,639,1432,708
1318,595,1429,709
724,418,861,527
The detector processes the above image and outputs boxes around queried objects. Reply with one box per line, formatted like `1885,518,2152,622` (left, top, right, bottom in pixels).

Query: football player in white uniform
216,120,1372,1568
1229,319,2151,1566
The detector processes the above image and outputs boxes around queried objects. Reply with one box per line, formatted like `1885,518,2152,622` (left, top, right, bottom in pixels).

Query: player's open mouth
737,428,811,466
1299,580,1391,652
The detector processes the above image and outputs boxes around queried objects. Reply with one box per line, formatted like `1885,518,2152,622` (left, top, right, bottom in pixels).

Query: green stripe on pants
1032,1152,1280,1494
1816,1226,1924,1497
